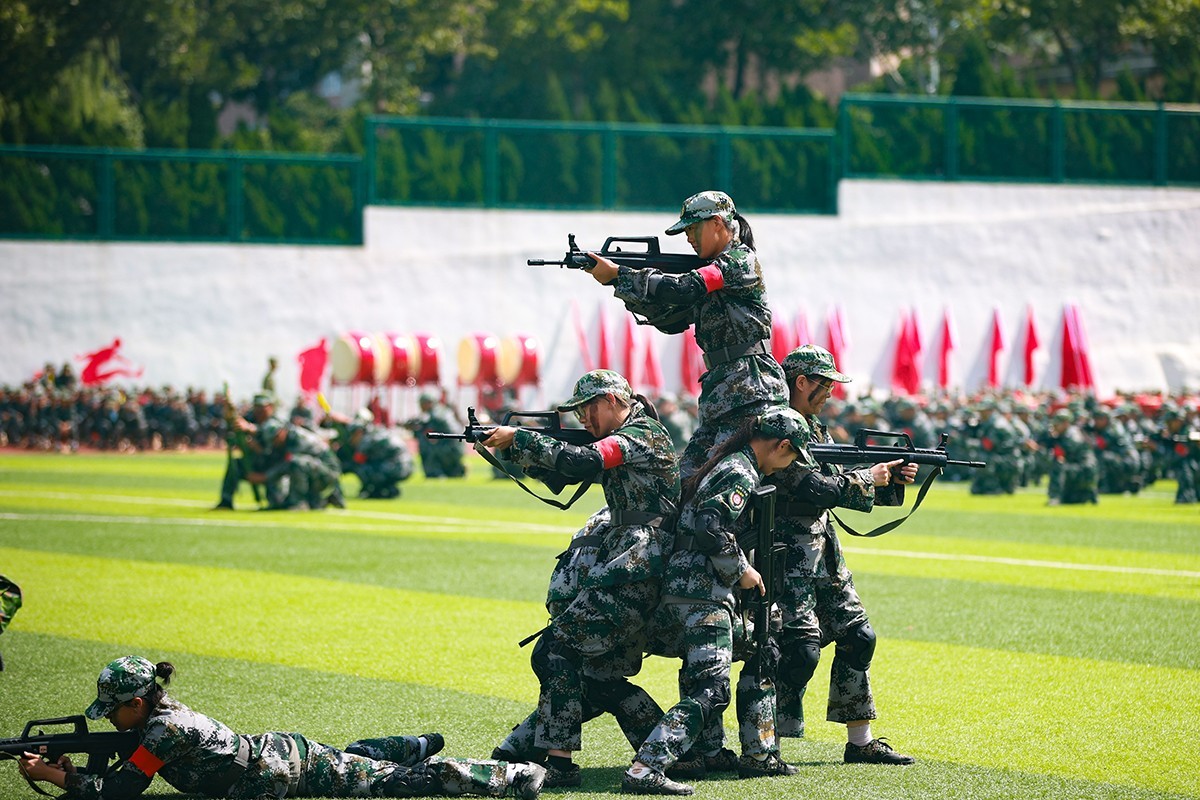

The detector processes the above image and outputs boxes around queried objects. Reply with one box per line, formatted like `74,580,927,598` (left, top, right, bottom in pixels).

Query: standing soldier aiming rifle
769,344,918,765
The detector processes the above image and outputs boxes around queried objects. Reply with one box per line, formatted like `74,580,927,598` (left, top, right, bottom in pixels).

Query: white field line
842,546,1200,580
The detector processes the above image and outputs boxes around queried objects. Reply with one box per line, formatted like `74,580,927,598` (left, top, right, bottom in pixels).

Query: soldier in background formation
405,391,466,478
328,409,415,499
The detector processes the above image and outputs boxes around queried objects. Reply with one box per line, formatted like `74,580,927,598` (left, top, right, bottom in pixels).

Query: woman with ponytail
18,656,546,799
582,190,788,482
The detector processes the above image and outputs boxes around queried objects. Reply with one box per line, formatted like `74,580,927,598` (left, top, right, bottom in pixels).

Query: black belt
673,534,700,553
702,339,770,370
610,509,666,527
776,501,826,518
210,735,252,797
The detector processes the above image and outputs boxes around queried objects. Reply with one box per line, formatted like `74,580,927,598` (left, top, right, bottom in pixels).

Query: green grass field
1,449,1197,799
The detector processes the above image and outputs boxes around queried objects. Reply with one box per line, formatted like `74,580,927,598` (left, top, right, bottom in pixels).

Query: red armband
128,746,164,777
593,437,625,469
354,452,368,464
696,264,725,293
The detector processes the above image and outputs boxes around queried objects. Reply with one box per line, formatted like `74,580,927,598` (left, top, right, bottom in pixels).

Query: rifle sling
830,467,943,538
0,750,57,797
474,445,593,511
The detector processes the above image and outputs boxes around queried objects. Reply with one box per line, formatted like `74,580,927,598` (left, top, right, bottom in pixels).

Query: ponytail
681,417,757,505
632,393,659,421
733,211,754,251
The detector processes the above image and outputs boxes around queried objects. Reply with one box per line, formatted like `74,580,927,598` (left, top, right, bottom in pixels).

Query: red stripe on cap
129,746,164,777
697,264,725,293
594,437,625,469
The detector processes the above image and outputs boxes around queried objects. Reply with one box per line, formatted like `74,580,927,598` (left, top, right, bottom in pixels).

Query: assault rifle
527,233,705,275
0,716,138,797
806,429,985,538
426,406,597,446
738,485,786,682
428,407,597,509
222,383,263,506
809,428,986,471
528,234,705,333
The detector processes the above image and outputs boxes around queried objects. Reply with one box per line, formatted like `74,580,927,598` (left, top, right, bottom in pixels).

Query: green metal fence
365,116,840,215
839,93,1200,185
0,146,364,244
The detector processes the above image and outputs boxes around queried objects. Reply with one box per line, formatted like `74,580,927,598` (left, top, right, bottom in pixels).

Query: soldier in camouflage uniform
621,407,810,796
1044,409,1099,505
768,345,917,766
582,191,787,480
1088,407,1143,494
19,656,546,799
215,392,285,510
240,393,345,511
334,410,415,499
967,399,1021,495
0,574,20,671
482,370,679,789
407,393,467,479
1157,405,1200,503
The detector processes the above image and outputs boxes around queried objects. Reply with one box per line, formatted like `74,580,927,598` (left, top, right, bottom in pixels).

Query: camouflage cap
665,190,736,235
85,656,157,719
1051,408,1074,424
418,391,437,404
780,344,851,383
558,369,632,411
755,406,813,456
252,391,276,407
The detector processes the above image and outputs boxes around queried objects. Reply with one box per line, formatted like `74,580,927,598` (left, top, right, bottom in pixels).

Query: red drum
457,333,501,385
330,332,392,385
498,334,540,387
412,333,442,385
383,332,418,385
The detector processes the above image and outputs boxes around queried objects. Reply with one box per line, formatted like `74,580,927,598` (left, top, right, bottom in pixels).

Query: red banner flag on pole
891,309,921,395
795,308,814,349
1061,304,1095,390
596,305,611,371
642,329,664,396
623,314,639,388
771,311,793,363
987,308,1005,388
937,308,955,389
824,306,849,398
1021,305,1039,387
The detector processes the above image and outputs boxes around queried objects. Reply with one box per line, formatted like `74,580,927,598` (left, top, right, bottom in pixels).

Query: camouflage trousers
635,602,734,772
219,457,284,507
283,454,341,508
232,733,508,798
680,400,775,481
0,575,20,634
970,460,1018,495
356,460,410,497
776,570,875,735
530,581,659,751
498,670,664,760
1048,462,1099,505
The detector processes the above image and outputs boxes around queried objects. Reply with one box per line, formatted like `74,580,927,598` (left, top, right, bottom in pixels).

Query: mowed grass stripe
3,637,1188,800
6,546,1197,795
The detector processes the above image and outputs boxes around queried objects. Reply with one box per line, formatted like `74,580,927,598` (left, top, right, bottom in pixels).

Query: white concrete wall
2,180,1199,411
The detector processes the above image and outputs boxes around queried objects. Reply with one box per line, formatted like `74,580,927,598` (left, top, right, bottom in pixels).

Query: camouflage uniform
968,403,1021,495
341,423,415,499
1044,411,1099,505
259,419,344,510
68,657,532,800
497,372,679,757
633,408,810,777
1157,407,1200,504
609,191,787,479
408,397,466,479
1089,410,1143,494
0,575,20,671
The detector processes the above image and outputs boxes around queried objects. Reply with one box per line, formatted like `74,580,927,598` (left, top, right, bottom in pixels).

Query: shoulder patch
730,487,747,510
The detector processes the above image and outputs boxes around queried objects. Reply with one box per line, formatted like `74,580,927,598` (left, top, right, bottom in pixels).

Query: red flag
824,306,849,398
297,338,329,395
1061,304,1095,390
771,310,793,363
987,309,1005,388
891,310,921,395
596,305,611,371
623,314,639,388
1021,305,1039,386
642,329,665,396
795,308,813,349
571,300,594,372
681,327,703,396
937,309,955,389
